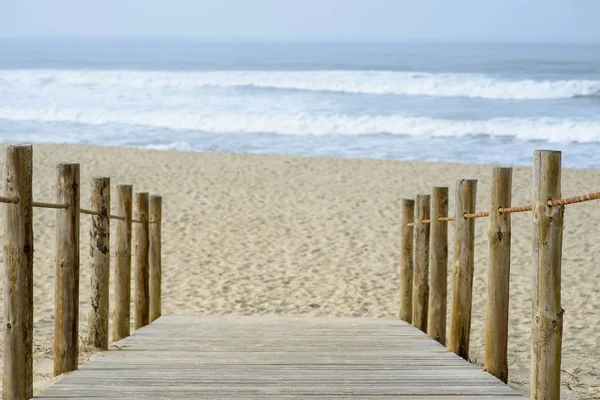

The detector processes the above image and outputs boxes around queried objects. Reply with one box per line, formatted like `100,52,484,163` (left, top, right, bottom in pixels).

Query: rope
407,216,454,226
499,205,532,214
464,211,489,219
33,201,69,209
80,208,102,217
548,191,600,206
132,218,157,224
0,196,19,204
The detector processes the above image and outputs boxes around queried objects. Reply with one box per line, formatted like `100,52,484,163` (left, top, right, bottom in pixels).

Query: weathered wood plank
36,316,522,399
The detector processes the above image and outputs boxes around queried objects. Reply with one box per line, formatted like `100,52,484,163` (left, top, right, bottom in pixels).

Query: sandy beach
0,143,598,398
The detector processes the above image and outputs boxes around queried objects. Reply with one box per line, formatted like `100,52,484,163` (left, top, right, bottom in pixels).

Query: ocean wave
2,69,600,100
1,107,599,143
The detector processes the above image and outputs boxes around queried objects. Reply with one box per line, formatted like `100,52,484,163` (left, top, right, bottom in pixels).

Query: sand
0,143,598,398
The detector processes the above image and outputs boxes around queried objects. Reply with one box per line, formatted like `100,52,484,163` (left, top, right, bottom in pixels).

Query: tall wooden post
531,150,563,400
427,187,448,345
113,184,133,341
412,194,430,332
399,199,415,323
135,192,150,330
54,163,80,376
484,168,512,383
87,177,110,350
3,145,34,399
448,179,477,360
149,195,162,322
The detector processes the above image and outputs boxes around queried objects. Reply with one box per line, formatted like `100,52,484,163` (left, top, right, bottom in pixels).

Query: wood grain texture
427,187,448,345
149,195,162,322
54,162,80,376
113,184,133,341
134,192,150,330
3,145,34,399
485,168,512,383
399,199,414,323
412,194,430,333
87,177,110,350
531,151,563,400
35,316,522,399
448,179,477,360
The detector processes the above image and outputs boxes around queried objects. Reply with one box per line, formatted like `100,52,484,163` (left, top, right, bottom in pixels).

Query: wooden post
149,195,162,322
448,179,477,360
427,187,448,345
3,145,34,399
531,150,563,399
399,199,415,323
412,194,430,332
87,177,110,350
113,184,133,341
484,168,512,383
54,163,80,376
135,192,150,330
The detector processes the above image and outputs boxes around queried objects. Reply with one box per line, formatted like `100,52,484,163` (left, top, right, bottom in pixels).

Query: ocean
1,39,599,168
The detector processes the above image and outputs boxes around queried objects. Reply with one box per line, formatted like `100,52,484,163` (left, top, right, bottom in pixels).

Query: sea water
1,39,599,167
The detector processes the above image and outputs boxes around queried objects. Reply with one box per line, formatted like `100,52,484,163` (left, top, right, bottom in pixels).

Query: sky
2,0,599,43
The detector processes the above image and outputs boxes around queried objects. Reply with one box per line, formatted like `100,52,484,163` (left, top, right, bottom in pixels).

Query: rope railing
499,204,533,214
400,152,600,398
31,202,134,222
33,201,69,209
80,208,102,217
406,189,600,226
0,195,19,204
463,210,489,219
548,191,600,206
1,145,164,400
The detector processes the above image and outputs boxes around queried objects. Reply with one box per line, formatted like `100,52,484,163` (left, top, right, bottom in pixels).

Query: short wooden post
399,199,415,323
87,177,110,350
3,145,34,399
427,187,448,345
531,150,563,399
484,167,512,383
113,184,133,341
149,195,162,322
448,179,477,360
54,163,80,376
412,194,430,332
135,192,150,330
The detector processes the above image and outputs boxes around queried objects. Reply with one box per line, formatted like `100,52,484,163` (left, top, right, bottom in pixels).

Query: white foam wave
1,107,599,143
2,69,599,100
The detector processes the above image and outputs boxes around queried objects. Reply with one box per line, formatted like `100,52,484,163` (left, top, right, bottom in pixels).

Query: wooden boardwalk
36,316,523,399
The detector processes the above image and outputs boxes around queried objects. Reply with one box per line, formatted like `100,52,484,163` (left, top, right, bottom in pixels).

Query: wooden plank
87,176,111,350
3,145,34,399
427,186,448,345
113,184,133,341
485,167,512,383
531,150,563,399
54,162,80,376
36,316,522,399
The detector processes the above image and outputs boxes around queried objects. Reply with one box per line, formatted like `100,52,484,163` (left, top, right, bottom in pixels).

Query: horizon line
2,35,600,46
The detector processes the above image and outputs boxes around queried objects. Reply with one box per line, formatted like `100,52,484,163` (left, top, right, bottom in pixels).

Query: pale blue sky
2,0,599,43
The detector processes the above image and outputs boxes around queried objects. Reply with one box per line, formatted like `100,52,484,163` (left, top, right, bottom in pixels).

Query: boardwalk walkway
36,316,522,399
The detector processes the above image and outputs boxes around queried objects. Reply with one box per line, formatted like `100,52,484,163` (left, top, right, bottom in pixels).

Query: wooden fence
400,149,600,400
2,144,163,400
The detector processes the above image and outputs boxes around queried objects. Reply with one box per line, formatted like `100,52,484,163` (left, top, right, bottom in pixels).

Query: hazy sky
2,0,599,43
